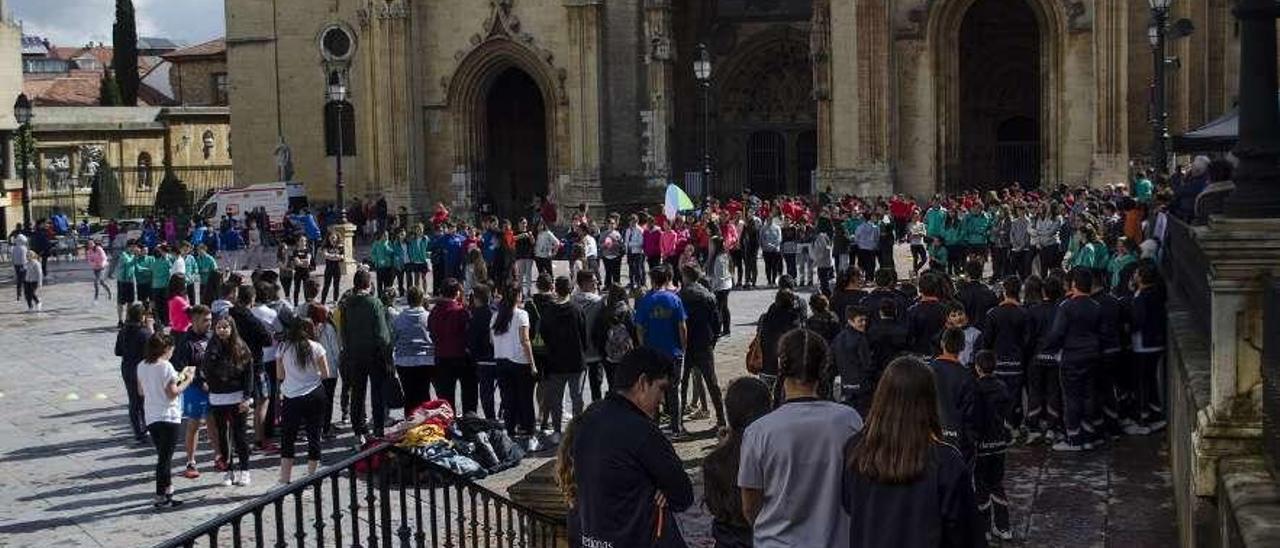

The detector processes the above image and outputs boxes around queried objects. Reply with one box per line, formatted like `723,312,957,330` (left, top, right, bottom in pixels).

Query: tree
153,166,190,215
112,0,139,106
87,158,122,218
99,71,122,106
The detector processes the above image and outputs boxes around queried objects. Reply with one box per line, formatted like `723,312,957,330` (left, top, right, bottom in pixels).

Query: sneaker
1123,423,1151,436
525,436,541,453
152,495,169,508
181,464,201,479
689,407,711,421
235,470,251,486
1052,441,1085,452
221,471,234,487
35,302,41,312
993,527,1013,541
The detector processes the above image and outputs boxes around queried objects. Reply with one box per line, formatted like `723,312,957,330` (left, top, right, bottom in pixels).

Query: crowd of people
11,159,1193,543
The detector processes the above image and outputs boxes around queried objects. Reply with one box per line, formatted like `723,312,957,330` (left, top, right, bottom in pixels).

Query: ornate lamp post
1222,0,1280,218
694,43,713,202
325,70,348,224
12,93,32,226
1148,0,1173,176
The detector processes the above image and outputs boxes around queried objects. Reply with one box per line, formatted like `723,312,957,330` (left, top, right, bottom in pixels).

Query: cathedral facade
226,0,1240,217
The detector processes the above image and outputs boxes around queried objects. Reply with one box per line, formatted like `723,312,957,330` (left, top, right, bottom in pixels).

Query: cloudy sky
7,0,223,48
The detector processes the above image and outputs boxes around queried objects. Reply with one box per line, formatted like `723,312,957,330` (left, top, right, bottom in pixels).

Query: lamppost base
332,222,359,276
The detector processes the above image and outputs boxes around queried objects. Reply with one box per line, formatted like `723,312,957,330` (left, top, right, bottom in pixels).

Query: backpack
527,299,547,354
605,322,635,363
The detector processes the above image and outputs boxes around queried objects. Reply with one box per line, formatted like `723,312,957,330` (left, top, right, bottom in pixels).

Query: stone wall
169,58,228,106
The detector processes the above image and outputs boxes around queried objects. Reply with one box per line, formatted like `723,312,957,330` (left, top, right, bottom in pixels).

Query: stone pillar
1222,0,1280,219
1089,0,1129,186
819,0,893,196
565,0,605,209
1186,216,1280,496
356,0,413,210
642,0,675,189
334,221,359,275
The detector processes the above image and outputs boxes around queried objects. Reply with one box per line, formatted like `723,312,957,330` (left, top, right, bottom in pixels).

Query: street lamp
1148,0,1173,177
694,43,713,201
324,70,348,224
12,93,32,227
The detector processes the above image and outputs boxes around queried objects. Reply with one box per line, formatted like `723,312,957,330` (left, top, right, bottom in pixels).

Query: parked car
90,218,145,249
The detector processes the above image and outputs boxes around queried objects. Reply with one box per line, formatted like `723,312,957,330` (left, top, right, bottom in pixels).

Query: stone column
565,0,605,209
642,0,675,189
1222,0,1280,218
1089,0,1129,185
356,0,412,210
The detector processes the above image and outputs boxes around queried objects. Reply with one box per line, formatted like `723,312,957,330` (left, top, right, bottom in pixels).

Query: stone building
0,0,23,230
162,38,228,106
226,0,1241,217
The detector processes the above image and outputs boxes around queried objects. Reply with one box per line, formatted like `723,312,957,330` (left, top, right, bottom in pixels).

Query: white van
197,182,308,230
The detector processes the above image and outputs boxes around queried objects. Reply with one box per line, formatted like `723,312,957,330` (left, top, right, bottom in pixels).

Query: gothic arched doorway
716,34,815,198
484,68,548,220
958,0,1040,190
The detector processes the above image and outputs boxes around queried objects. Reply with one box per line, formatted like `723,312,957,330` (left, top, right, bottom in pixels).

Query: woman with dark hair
754,277,808,396
701,377,772,547
276,318,331,483
491,285,538,439
831,266,866,324
592,283,636,390
842,356,985,548
137,332,193,508
203,314,255,486
707,235,733,336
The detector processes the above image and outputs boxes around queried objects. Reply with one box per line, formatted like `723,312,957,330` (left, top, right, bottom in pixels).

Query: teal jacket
115,251,139,282
150,256,173,289
1108,253,1136,289
924,208,947,238
370,240,395,269
407,237,430,264
940,224,962,246
961,212,991,245
195,253,218,283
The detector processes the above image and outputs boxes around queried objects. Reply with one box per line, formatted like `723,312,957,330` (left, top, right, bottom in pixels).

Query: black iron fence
157,443,565,548
1161,216,1212,337
30,166,236,221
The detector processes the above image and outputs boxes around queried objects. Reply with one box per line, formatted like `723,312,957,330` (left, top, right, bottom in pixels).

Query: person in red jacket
427,278,474,415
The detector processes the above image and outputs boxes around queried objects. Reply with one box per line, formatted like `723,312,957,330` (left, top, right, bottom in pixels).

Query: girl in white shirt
136,333,194,508
491,286,537,438
276,319,331,483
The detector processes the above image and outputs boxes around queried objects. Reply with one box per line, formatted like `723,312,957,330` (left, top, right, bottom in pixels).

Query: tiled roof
23,73,175,107
161,38,224,60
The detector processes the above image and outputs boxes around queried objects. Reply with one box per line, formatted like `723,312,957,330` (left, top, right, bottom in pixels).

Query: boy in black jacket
907,272,948,355
929,327,980,461
1047,268,1103,451
982,276,1031,430
466,285,499,421
1127,263,1168,434
973,350,1014,540
1024,275,1064,444
832,305,874,415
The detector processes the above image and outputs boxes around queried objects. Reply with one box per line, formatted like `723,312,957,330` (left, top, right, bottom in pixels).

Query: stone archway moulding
927,0,1067,190
441,0,568,207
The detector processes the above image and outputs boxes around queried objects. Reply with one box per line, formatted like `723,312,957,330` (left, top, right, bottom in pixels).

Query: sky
6,0,224,49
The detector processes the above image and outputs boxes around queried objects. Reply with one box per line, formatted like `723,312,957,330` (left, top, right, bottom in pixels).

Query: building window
324,101,356,157
137,152,153,190
212,72,228,105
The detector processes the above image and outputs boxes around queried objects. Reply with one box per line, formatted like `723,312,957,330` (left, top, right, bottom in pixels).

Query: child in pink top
166,275,191,332
85,240,113,301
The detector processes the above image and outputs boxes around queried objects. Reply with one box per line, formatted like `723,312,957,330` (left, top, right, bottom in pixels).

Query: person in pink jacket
85,240,112,301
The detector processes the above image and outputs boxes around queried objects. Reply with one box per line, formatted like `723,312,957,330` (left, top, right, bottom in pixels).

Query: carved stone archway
929,0,1067,191
443,0,567,211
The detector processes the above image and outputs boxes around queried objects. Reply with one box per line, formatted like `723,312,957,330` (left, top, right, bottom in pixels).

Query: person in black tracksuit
467,286,499,421
831,306,874,415
972,350,1014,540
1091,282,1126,439
929,327,980,462
1046,268,1103,450
1024,275,1064,444
1127,263,1168,432
956,259,998,325
907,272,948,356
981,276,1031,430
866,298,911,377
859,267,910,328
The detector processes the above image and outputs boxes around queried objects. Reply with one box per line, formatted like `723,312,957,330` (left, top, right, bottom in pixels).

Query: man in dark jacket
831,305,874,415
1090,276,1125,438
907,272,948,356
539,276,587,441
570,347,692,547
340,270,391,441
467,285,499,421
1127,264,1167,433
859,267,909,328
428,278,474,415
981,276,1031,428
678,265,725,428
956,259,998,327
866,298,911,374
929,327,979,461
1047,268,1102,451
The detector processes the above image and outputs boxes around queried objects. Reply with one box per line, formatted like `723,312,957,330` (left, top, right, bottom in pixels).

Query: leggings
93,269,111,299
763,251,782,285
1037,245,1061,277
147,421,179,496
209,403,250,471
627,253,647,288
535,257,553,277
743,251,759,286
13,265,23,299
23,281,39,308
783,252,797,279
730,250,744,286
322,262,341,303
280,386,326,460
291,269,309,305
715,290,731,335
496,359,536,435
910,244,928,272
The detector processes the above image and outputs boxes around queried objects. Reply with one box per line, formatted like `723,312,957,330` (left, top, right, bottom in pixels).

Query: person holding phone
136,332,195,508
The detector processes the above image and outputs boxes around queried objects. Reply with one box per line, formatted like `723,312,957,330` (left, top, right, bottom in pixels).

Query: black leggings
147,421,179,496
291,268,310,305
322,262,341,303
23,281,39,308
715,290,731,335
763,251,782,285
281,386,326,460
743,251,759,286
209,404,250,471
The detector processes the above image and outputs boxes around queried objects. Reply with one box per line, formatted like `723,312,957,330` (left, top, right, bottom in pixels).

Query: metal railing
157,443,565,548
30,166,236,220
1160,216,1212,337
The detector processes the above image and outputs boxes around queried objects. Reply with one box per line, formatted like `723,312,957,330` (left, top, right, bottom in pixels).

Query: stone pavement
0,250,1174,547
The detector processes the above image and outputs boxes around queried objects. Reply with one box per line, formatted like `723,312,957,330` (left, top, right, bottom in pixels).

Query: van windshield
199,202,216,220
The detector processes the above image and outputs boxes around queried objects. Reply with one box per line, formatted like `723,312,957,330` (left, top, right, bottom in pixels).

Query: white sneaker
1051,441,1085,452
35,302,42,312
221,471,234,487
235,471,251,486
1123,423,1151,436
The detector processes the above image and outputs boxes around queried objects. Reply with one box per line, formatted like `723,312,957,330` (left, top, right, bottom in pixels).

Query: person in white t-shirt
136,332,195,508
276,318,330,483
491,285,537,438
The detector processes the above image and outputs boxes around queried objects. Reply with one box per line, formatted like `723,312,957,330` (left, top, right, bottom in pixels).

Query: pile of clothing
385,400,525,480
